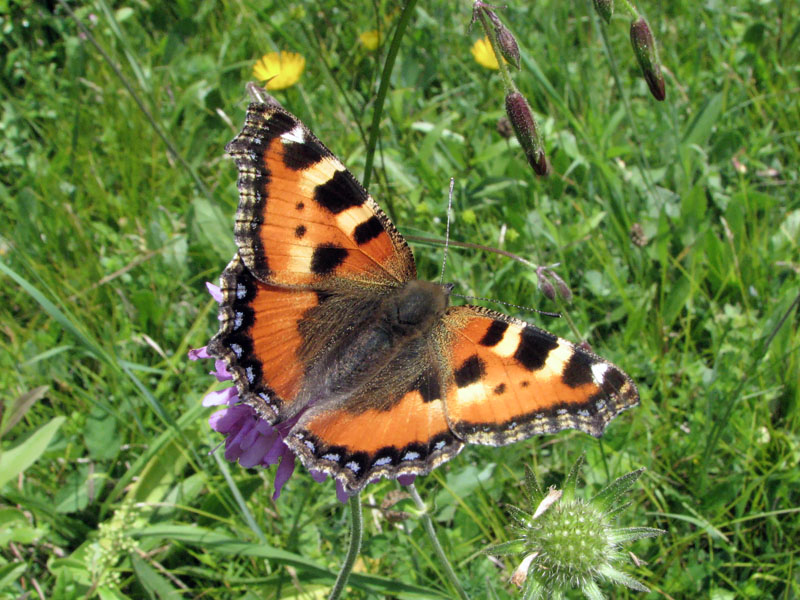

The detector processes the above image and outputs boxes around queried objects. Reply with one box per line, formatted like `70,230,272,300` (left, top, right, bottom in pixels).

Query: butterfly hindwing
286,337,464,492
441,306,639,445
208,255,319,421
225,104,415,287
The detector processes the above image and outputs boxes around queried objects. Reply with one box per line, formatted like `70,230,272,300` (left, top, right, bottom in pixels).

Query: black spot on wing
314,169,366,214
454,355,486,388
493,383,506,395
601,367,627,395
310,244,349,275
515,327,559,371
296,201,305,210
480,320,509,346
562,351,594,388
413,367,442,403
282,138,328,171
294,225,306,239
353,216,384,245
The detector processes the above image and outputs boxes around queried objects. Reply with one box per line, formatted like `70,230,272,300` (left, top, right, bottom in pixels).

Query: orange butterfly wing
285,336,464,491
208,255,319,421
441,306,639,444
225,104,414,287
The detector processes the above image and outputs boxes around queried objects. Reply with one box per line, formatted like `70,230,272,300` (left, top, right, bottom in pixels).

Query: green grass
2,0,799,598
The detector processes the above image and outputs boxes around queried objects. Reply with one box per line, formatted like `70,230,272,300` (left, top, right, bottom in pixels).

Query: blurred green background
1,1,798,598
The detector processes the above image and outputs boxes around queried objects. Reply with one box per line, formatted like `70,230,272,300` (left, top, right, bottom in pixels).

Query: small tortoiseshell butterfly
208,97,639,494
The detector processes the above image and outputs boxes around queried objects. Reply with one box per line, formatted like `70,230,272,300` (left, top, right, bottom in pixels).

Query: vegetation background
2,0,798,598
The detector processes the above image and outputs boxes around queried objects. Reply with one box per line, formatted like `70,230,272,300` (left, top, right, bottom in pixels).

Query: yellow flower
252,51,306,90
471,37,500,70
359,30,382,51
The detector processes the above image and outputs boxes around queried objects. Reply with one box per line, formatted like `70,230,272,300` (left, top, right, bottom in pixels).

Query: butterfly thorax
297,280,450,412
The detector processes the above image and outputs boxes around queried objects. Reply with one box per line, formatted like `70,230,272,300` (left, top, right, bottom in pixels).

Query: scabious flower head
487,454,663,599
190,282,349,502
252,51,305,91
471,36,500,70
629,17,666,101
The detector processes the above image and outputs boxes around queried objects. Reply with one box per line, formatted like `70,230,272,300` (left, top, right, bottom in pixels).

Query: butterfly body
209,99,639,494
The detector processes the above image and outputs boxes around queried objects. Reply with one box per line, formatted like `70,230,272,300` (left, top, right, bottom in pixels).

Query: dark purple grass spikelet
505,91,548,176
630,17,666,101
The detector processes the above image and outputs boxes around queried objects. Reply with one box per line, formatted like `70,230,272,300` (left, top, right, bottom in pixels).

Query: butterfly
208,96,639,495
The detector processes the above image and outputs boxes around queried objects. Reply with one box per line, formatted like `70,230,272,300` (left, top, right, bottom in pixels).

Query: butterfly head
388,280,452,333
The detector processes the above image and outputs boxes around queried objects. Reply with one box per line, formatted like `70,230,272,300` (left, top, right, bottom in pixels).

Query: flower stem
328,493,363,600
408,484,470,600
475,6,516,94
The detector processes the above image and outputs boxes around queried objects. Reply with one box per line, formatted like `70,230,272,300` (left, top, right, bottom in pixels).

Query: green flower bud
505,91,548,176
593,0,614,24
630,17,666,101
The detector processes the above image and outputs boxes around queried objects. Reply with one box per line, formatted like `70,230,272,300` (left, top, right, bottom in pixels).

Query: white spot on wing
402,451,420,461
236,284,247,299
346,461,360,473
591,362,609,385
280,125,305,144
230,343,243,357
234,312,244,329
322,453,340,462
374,456,392,466
246,366,255,383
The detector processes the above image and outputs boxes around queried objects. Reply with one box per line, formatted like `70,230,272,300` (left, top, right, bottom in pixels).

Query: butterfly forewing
226,104,415,287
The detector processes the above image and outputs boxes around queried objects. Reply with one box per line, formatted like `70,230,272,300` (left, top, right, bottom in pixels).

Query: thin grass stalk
362,0,418,190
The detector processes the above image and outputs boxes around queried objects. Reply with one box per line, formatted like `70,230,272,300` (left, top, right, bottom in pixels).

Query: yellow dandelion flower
252,51,306,90
359,30,382,51
471,37,500,70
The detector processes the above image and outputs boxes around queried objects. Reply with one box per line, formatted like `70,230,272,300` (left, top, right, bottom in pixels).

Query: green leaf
682,93,723,148
0,416,66,490
590,468,645,512
131,553,181,599
0,562,27,591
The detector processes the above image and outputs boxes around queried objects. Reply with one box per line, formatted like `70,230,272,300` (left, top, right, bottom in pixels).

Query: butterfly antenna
440,177,455,285
451,292,561,319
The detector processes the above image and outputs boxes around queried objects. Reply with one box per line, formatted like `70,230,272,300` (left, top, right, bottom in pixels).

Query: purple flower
190,282,353,501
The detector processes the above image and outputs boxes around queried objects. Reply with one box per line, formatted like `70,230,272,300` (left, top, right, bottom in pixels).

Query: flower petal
272,446,297,500
206,282,223,303
202,386,238,407
310,470,328,483
239,432,273,468
188,346,211,361
211,359,233,382
336,480,349,504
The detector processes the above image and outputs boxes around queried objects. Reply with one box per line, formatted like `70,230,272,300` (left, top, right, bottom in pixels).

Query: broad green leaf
0,416,66,490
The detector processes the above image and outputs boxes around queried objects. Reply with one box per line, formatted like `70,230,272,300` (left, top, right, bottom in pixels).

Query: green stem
362,0,418,190
475,7,516,93
328,493,363,600
408,484,470,600
617,0,639,19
